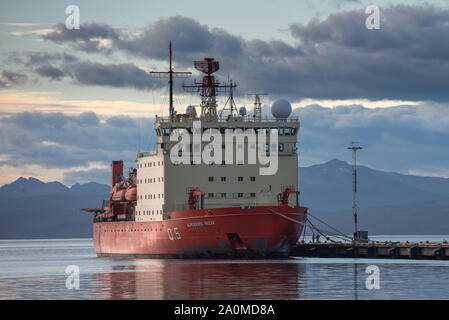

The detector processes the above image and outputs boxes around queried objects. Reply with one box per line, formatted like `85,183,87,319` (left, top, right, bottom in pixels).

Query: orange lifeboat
125,185,137,201
112,188,126,202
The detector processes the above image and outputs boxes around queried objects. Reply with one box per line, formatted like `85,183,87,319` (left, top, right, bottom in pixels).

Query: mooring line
270,209,352,242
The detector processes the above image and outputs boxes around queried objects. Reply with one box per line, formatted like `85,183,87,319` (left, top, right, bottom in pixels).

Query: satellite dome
271,99,292,119
239,106,247,116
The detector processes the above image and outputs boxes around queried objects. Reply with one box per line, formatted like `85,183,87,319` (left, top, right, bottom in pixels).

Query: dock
291,241,449,260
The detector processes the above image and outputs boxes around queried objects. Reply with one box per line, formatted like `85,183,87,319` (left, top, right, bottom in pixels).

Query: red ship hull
94,205,307,258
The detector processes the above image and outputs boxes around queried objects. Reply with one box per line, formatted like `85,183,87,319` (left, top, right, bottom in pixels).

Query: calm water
1,236,449,300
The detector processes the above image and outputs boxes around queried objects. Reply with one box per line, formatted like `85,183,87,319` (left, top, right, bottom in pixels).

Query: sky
1,0,449,186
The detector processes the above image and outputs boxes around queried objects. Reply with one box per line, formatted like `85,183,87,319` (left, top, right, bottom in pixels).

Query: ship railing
137,150,159,158
156,115,299,124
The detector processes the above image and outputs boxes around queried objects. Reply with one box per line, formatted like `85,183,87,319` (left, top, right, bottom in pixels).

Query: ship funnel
111,160,123,187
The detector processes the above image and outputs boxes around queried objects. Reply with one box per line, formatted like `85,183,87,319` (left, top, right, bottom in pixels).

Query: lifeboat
112,188,126,201
125,185,137,201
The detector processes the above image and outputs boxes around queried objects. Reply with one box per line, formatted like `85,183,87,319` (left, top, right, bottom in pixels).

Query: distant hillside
311,198,449,235
299,159,449,235
1,161,449,239
0,177,68,200
0,177,109,200
299,159,449,211
0,178,109,239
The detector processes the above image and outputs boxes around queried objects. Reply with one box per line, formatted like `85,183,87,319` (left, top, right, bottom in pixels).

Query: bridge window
209,177,214,182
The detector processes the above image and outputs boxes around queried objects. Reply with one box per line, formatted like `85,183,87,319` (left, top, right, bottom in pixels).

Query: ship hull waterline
94,206,307,259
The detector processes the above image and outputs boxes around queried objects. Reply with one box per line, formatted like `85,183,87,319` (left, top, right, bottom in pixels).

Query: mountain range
0,178,109,239
0,159,448,239
299,159,449,235
300,159,449,210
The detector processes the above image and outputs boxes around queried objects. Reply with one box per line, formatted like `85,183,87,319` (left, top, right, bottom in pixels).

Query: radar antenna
183,58,235,121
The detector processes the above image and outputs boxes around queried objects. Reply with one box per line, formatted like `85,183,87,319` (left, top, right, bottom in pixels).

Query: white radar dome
271,99,292,119
239,106,247,116
186,105,194,114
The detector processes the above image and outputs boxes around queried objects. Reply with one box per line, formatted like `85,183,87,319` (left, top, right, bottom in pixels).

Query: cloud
62,167,109,185
43,23,119,53
0,111,155,170
0,89,162,116
289,4,449,60
10,29,54,36
18,50,161,90
294,102,449,176
0,70,27,88
35,65,65,80
37,6,449,101
1,103,449,183
0,22,40,27
115,16,218,62
63,61,159,90
25,52,78,66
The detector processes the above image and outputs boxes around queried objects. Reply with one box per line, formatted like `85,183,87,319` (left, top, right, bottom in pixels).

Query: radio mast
348,142,363,239
150,41,191,120
248,93,268,120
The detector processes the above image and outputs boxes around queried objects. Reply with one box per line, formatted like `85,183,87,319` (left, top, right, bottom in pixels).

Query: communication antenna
219,79,238,118
150,41,191,120
183,57,235,120
248,93,268,120
348,142,363,240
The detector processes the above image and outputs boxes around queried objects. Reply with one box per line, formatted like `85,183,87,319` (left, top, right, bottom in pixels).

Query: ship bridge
135,53,300,221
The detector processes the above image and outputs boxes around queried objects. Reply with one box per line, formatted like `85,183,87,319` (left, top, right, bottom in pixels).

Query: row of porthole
137,210,162,215
208,176,256,182
139,194,164,200
138,177,164,184
137,161,164,168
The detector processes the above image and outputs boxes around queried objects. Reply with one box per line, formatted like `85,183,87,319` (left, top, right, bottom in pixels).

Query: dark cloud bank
0,111,154,184
3,4,449,184
1,102,449,185
0,70,27,88
35,5,449,101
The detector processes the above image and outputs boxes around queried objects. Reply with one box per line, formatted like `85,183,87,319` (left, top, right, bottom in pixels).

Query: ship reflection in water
92,260,307,300
3,239,449,299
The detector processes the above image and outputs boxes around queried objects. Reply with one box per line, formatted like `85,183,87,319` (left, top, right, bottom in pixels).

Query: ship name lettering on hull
187,221,215,227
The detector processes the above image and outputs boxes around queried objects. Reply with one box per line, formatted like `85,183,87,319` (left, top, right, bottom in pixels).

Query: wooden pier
291,241,449,260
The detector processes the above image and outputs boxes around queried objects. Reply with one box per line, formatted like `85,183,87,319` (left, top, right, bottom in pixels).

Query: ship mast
150,42,191,120
183,58,235,121
348,142,363,240
219,79,239,118
248,93,268,121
